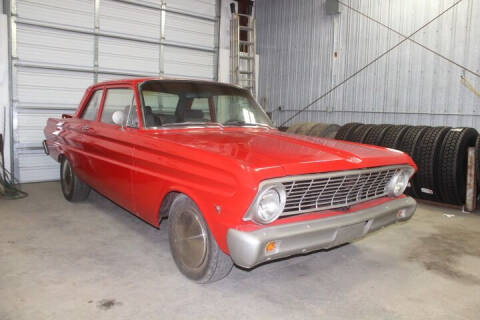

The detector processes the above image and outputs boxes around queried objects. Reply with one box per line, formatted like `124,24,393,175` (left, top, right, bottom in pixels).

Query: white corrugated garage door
8,0,219,182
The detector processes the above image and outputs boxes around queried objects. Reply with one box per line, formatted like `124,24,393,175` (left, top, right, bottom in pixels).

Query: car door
91,86,138,211
66,88,105,184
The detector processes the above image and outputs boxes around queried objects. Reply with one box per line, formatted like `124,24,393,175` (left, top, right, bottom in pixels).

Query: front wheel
168,194,233,283
60,157,91,202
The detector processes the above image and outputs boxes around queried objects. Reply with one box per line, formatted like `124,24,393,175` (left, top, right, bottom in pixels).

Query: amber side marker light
265,241,280,255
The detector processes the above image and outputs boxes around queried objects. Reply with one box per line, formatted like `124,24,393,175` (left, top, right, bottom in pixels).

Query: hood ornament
347,157,362,164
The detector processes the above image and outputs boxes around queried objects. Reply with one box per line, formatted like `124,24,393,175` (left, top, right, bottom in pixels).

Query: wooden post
465,147,477,212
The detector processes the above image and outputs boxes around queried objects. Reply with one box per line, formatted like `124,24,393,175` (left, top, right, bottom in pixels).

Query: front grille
281,166,403,216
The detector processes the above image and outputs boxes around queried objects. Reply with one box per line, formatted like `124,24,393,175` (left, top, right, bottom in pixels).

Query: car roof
89,77,245,91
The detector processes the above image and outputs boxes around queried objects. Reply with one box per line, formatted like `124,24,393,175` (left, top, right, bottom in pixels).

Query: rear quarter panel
44,118,65,162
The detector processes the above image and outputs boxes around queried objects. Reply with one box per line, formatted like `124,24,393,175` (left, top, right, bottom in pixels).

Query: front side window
139,80,272,128
81,90,103,120
100,88,138,127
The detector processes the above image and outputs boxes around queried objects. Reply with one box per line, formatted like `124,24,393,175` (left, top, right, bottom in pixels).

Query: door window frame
97,84,142,129
77,87,106,121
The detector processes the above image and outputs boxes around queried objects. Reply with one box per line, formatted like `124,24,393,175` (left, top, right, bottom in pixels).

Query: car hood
142,128,415,177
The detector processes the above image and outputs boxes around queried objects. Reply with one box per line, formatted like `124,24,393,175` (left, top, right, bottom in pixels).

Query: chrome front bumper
227,197,416,268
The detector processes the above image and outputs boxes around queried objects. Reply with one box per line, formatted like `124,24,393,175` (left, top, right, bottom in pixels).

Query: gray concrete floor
1,182,480,320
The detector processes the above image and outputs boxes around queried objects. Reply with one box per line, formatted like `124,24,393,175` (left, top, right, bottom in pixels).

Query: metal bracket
159,1,166,75
93,0,100,83
465,146,477,212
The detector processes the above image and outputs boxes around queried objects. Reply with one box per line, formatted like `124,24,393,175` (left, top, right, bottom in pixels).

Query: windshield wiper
223,120,271,128
161,121,224,128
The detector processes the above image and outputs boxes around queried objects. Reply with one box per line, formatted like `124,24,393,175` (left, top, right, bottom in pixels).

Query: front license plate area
332,222,366,247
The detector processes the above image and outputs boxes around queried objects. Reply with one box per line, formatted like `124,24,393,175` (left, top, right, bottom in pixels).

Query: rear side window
81,90,103,120
100,88,137,127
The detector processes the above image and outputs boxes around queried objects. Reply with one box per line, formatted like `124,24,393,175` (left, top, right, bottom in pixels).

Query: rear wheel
60,157,90,202
168,194,233,283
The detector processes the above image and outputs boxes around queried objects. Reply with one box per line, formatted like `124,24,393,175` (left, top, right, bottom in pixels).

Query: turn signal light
265,241,280,254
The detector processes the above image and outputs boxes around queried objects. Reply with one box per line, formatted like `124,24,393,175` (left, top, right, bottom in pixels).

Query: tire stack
285,122,340,138
335,123,479,205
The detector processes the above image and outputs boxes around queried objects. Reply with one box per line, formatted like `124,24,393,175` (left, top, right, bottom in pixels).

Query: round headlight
252,184,286,224
386,168,414,197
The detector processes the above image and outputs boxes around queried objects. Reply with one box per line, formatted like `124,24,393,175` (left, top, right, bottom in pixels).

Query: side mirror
112,110,126,126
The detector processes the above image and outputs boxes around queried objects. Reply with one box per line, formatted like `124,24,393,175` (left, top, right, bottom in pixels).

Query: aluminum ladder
230,13,256,97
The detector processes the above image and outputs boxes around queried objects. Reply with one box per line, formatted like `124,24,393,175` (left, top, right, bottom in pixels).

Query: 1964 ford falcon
43,78,417,283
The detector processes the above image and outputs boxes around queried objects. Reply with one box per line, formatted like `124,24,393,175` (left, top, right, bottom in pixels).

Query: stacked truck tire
285,122,340,138
334,123,479,205
284,121,479,206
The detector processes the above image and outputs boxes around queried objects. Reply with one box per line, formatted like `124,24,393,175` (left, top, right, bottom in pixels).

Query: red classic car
43,78,417,283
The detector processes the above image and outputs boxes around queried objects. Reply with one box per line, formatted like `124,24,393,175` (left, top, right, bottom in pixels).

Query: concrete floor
1,182,480,320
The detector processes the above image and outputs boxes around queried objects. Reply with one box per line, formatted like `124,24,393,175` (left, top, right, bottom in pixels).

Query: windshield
139,80,273,128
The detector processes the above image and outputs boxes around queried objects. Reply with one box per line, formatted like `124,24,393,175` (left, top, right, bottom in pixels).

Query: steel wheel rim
172,209,207,269
62,161,73,195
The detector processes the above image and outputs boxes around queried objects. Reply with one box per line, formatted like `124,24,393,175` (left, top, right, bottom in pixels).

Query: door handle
82,125,92,132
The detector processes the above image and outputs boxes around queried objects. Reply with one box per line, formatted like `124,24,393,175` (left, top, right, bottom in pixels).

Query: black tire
308,123,341,138
363,124,392,146
168,194,233,283
325,124,340,138
348,124,376,143
335,123,362,140
322,124,341,138
60,157,90,202
296,122,317,135
308,123,330,137
396,126,429,197
285,122,305,134
413,127,450,201
438,128,479,205
379,125,410,148
396,126,429,157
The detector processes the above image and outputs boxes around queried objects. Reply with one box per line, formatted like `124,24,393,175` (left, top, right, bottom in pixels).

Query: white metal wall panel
9,0,220,183
257,0,480,128
98,37,160,75
16,0,94,30
16,24,94,69
18,152,59,182
16,68,92,109
164,46,215,79
99,0,161,40
164,12,216,49
16,112,63,146
167,0,216,18
97,73,139,83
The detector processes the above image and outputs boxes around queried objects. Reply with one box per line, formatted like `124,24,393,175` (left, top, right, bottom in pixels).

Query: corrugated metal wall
256,0,480,127
8,0,219,183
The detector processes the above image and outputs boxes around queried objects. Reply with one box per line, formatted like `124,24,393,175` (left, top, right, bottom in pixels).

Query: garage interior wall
6,0,221,183
256,0,480,127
